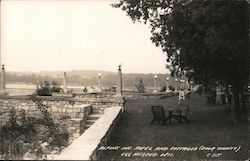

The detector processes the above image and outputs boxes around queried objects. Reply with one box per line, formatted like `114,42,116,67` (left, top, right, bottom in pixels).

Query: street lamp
182,79,185,90
153,75,158,93
116,63,123,97
165,77,170,93
63,72,67,93
190,81,194,91
98,72,102,91
175,78,178,92
0,65,6,94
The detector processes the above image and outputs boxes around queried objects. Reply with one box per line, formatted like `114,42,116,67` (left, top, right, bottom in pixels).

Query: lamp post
165,77,170,93
153,75,158,93
174,78,178,93
180,79,184,90
63,72,67,93
0,65,7,95
116,64,123,97
98,72,102,92
190,81,194,92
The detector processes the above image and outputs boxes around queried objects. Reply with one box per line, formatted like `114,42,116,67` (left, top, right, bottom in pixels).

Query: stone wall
54,106,122,160
0,95,93,139
124,92,175,100
90,106,122,160
74,91,175,101
0,95,124,139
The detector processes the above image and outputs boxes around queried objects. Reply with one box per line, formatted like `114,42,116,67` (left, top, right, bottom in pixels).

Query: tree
135,79,145,93
113,0,249,123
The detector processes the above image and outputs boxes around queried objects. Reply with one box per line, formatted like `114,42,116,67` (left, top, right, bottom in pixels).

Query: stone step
85,124,92,128
87,113,103,120
86,119,96,125
92,110,104,114
82,112,103,131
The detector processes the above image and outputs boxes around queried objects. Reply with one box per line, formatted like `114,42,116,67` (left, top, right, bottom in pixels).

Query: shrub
169,85,175,91
51,81,62,92
0,108,37,159
161,85,175,92
36,81,52,96
36,81,62,96
135,79,145,93
160,86,166,92
0,100,69,160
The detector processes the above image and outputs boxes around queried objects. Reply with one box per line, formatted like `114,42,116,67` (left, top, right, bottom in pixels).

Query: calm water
6,84,84,96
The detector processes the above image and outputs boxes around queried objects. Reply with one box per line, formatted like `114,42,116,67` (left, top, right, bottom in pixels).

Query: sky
1,0,169,74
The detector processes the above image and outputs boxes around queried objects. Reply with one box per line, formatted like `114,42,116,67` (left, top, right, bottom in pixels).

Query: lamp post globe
153,75,158,93
165,77,170,93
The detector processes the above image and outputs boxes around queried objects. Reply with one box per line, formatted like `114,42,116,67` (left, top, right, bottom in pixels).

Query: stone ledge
0,95,125,104
54,106,122,160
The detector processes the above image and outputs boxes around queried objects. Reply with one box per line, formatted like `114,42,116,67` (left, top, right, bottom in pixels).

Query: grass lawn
101,94,249,161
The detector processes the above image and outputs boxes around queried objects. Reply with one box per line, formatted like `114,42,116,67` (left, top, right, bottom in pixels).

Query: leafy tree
135,79,145,93
113,0,249,123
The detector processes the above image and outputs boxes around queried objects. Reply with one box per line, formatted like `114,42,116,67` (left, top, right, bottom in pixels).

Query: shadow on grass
101,94,248,161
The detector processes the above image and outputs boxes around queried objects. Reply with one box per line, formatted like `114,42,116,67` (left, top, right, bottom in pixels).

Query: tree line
4,71,179,89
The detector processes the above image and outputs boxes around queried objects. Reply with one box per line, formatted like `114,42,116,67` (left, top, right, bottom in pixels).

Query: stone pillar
98,72,102,92
0,65,7,95
0,65,6,91
174,78,178,93
116,65,123,97
63,72,67,93
165,77,171,93
153,75,158,93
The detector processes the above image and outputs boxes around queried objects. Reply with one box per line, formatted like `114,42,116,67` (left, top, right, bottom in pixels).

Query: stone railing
124,92,175,100
54,106,122,160
74,91,174,100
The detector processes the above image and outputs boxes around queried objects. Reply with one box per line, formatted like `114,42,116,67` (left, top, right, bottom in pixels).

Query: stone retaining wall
74,92,175,100
0,95,124,139
124,92,175,100
0,95,93,139
90,106,122,160
54,106,122,160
